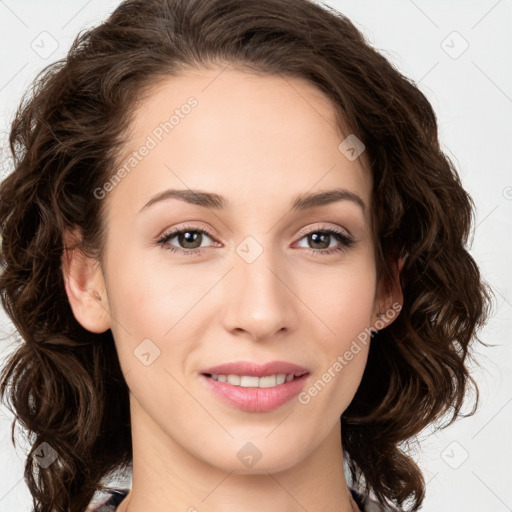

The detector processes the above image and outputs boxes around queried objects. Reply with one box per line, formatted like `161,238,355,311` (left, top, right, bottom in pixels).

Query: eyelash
156,223,355,256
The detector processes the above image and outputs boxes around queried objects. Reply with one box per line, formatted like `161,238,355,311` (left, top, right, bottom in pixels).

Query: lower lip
200,373,309,412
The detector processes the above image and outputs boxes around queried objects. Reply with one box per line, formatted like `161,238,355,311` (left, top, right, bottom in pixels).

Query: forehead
106,66,372,219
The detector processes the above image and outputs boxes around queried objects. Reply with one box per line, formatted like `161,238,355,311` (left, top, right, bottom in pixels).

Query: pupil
180,231,201,248
310,232,329,249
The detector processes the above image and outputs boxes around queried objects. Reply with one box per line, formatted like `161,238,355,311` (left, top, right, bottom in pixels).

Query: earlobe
61,228,111,334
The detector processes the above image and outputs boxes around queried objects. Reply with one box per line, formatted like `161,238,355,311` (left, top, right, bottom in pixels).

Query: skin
63,65,402,512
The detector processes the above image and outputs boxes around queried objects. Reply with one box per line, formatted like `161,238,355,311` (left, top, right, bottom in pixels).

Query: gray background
1,1,511,510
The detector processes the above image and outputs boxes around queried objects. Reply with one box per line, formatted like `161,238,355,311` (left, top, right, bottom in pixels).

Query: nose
220,242,297,342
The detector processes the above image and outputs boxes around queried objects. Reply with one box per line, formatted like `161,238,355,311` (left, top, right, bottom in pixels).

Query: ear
374,253,406,327
61,228,111,333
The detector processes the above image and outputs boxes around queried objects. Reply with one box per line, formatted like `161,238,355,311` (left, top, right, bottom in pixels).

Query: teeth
209,372,305,387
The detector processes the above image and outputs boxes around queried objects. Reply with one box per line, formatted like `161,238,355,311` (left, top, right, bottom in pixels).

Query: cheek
107,244,203,331
297,255,376,405
105,251,214,377
298,255,377,335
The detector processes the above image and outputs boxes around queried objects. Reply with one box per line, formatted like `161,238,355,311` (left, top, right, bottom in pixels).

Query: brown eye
295,227,354,255
157,225,217,255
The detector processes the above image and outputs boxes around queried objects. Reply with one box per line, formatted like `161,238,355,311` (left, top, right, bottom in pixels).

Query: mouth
199,360,310,378
202,371,308,388
200,371,310,413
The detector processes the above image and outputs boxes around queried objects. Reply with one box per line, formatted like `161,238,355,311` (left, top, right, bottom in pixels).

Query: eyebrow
138,187,365,213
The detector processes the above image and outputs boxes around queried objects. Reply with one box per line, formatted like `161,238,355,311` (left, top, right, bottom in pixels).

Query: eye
157,224,219,256
294,225,354,255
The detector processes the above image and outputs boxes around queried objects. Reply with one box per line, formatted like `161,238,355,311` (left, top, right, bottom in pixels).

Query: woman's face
68,66,398,474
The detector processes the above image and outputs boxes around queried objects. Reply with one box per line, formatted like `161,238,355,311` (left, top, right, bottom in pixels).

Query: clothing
86,486,400,511
86,488,128,511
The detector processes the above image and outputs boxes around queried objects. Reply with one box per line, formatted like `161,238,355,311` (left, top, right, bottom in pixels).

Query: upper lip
200,360,309,377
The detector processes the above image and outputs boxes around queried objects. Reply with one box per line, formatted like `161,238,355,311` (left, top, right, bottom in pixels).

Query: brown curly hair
0,0,491,511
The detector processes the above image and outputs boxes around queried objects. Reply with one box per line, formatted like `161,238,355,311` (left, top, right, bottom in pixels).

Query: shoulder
86,488,130,512
349,486,402,512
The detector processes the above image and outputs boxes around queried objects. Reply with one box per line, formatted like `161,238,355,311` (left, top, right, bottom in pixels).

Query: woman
0,0,491,511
